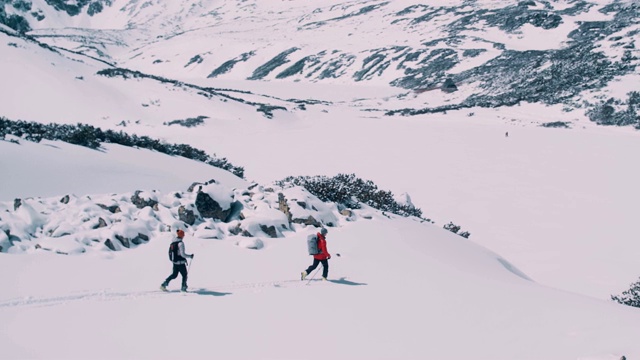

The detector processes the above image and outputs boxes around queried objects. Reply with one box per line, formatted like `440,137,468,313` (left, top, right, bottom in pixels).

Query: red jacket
313,233,330,260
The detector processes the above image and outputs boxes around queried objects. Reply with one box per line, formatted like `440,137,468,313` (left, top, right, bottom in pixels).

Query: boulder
115,234,130,248
260,225,278,238
60,195,70,204
195,192,232,221
131,190,158,209
178,205,196,225
131,233,149,245
104,239,116,251
292,215,322,227
14,198,21,211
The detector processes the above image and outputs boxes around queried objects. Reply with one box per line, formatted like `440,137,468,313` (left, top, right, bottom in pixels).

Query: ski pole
188,257,194,273
306,267,321,285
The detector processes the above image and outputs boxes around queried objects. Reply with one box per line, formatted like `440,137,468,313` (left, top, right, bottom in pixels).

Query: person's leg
179,264,188,290
163,264,180,286
320,259,329,279
305,259,320,274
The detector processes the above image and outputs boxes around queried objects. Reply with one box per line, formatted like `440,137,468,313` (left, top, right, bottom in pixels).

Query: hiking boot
181,286,188,292
160,284,167,291
322,277,327,281
301,271,307,281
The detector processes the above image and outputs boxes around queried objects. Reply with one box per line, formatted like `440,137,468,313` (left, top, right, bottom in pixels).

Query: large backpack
307,234,320,255
168,241,185,262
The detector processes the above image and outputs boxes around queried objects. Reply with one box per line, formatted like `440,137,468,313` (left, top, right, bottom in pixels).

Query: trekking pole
188,257,194,273
306,267,321,285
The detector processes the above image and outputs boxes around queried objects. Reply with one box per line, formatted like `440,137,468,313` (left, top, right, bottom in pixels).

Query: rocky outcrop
292,215,322,227
195,192,232,222
278,193,292,223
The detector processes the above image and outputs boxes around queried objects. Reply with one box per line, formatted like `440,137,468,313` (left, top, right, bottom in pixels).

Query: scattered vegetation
443,222,471,239
164,116,208,128
276,173,424,218
0,117,245,178
611,277,640,308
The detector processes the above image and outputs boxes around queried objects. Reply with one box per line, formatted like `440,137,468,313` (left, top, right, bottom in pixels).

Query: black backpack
168,241,185,262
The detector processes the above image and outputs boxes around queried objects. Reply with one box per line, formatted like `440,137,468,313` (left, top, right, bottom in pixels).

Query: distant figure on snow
160,229,194,292
301,227,331,281
505,131,509,137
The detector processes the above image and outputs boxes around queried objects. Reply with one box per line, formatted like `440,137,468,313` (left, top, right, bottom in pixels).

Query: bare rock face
278,193,292,223
195,192,232,222
131,191,158,209
178,205,196,225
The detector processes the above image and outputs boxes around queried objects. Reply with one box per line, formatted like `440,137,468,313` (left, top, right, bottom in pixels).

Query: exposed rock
115,234,130,248
292,215,322,227
278,193,292,223
242,230,253,237
153,203,159,211
195,192,232,221
60,195,70,204
340,209,353,217
260,225,278,238
131,233,149,245
296,201,307,209
178,205,196,225
97,204,120,213
188,182,203,193
104,239,116,251
264,188,274,193
188,179,218,192
131,190,158,209
229,223,242,236
93,218,107,229
248,183,259,190
13,198,21,211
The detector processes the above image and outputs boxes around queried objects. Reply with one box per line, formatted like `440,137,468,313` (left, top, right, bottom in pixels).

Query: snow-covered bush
611,277,640,308
443,222,471,239
275,173,424,218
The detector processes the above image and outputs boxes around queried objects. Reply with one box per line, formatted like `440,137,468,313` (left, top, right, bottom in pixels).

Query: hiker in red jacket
301,227,331,281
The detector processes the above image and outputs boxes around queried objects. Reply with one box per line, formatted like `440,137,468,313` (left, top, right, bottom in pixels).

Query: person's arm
178,242,193,259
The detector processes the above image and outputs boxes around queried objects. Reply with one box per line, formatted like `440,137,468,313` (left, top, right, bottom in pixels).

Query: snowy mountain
2,0,639,127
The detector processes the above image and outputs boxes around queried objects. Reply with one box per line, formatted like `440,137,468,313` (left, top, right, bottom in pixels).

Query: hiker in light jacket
161,229,194,292
301,227,331,281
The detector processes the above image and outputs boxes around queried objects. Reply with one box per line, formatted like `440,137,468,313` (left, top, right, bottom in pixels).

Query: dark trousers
305,259,329,278
164,264,188,288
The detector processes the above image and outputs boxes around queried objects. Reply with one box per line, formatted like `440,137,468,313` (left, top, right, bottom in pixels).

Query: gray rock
278,193,292,223
178,205,196,225
60,195,70,204
131,190,158,209
260,225,278,238
195,192,232,221
104,239,116,251
115,234,130,248
292,215,322,227
14,198,21,211
131,233,149,245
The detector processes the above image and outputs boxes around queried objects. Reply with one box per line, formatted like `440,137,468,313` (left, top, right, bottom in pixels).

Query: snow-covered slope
2,197,640,360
